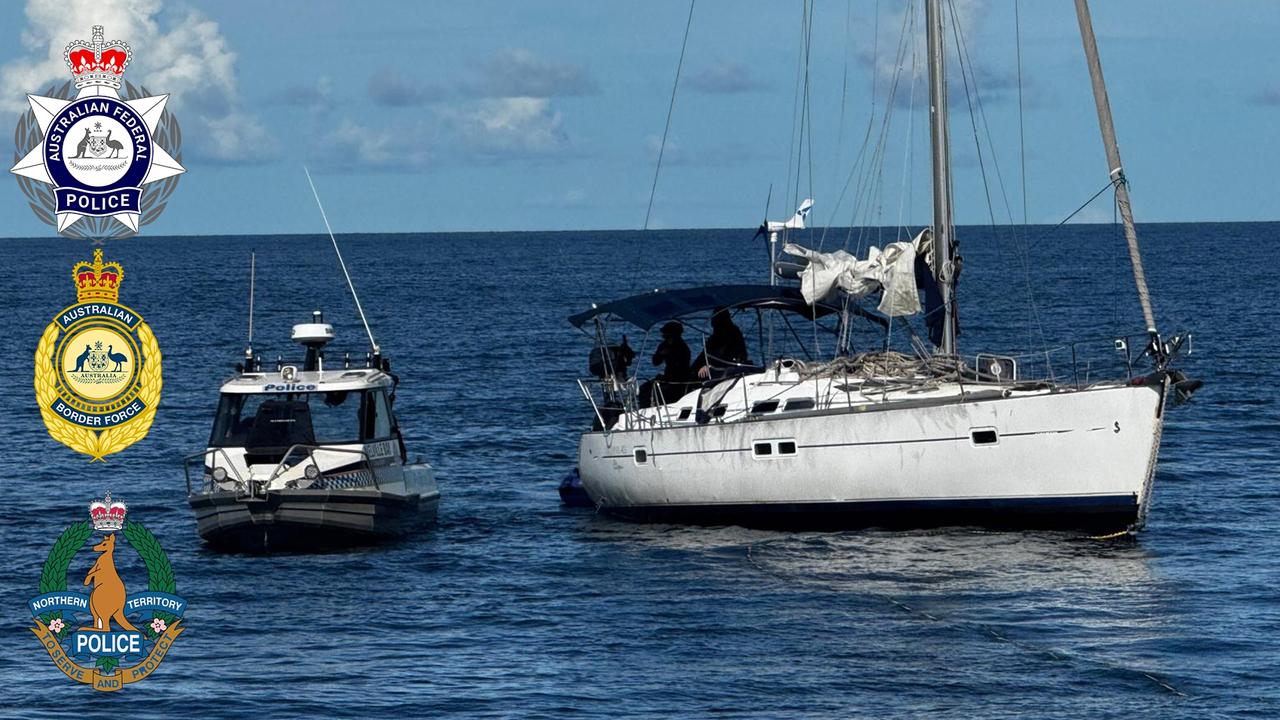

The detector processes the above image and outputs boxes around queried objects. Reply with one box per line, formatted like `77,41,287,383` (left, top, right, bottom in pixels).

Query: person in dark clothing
639,321,693,408
692,308,749,379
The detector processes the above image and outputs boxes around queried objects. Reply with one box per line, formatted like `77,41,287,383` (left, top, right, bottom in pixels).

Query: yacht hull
578,384,1165,533
189,487,440,552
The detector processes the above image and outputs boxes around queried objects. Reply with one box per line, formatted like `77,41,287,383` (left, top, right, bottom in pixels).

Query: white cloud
477,48,596,98
367,69,448,107
861,0,1011,106
309,119,433,172
359,48,586,164
279,76,334,113
643,133,755,167
445,97,566,157
368,47,593,107
201,112,271,164
686,61,767,94
0,0,272,163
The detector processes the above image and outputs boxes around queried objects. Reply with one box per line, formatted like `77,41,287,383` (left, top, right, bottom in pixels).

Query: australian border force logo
10,25,184,238
29,493,186,692
35,249,162,460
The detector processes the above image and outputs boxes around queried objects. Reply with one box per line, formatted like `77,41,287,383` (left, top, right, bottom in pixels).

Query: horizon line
1,217,1275,242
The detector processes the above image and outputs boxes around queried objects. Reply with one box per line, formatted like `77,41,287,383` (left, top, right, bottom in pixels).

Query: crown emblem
64,25,132,90
88,491,128,532
73,248,124,302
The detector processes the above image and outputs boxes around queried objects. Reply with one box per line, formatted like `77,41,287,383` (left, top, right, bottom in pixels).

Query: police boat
185,312,439,552
184,170,439,552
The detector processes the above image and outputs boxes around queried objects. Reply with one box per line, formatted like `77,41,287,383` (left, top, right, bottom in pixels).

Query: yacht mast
1073,0,1159,343
925,0,956,355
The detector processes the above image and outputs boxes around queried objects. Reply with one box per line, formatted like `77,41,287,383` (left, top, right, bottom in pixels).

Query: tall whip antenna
245,250,256,362
303,166,379,354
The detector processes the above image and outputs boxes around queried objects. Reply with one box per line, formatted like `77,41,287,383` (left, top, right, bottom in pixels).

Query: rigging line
847,4,908,253
844,0,913,253
805,0,816,206
818,0,882,250
832,0,898,249
854,0,914,254
894,12,921,243
948,0,1050,357
784,0,809,234
1014,0,1029,226
833,0,853,189
1056,179,1117,227
800,1,821,354
303,166,378,353
874,0,918,244
946,4,999,242
790,0,816,238
793,0,810,220
827,0,881,251
643,0,696,232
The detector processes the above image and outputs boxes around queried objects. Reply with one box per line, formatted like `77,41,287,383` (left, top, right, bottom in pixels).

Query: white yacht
569,0,1199,534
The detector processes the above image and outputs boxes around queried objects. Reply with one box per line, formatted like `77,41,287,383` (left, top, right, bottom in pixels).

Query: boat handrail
575,379,607,432
231,353,386,373
182,448,248,495
266,444,380,492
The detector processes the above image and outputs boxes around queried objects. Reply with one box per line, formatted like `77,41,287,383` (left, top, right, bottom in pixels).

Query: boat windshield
208,389,393,450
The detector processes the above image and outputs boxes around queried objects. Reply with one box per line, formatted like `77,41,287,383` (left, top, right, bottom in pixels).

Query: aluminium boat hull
188,487,440,552
578,383,1165,534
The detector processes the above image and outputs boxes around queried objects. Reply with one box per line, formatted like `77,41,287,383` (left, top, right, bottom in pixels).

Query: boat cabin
188,312,409,495
570,283,893,429
210,369,404,466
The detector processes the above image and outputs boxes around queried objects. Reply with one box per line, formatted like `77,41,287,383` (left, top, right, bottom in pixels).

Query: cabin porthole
633,448,648,465
751,400,779,415
970,428,999,446
783,398,815,412
753,439,798,459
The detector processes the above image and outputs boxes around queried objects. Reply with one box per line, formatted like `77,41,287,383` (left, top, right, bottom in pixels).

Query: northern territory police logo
34,249,162,460
29,492,186,692
10,25,184,239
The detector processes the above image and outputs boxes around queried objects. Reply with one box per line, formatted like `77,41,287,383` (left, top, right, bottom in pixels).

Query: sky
1,0,1277,237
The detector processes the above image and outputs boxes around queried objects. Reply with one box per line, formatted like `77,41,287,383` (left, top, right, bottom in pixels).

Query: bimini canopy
568,284,852,330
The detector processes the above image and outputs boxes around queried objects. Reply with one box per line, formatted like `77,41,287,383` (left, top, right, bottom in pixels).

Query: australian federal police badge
35,250,162,460
10,25,185,238
29,492,186,692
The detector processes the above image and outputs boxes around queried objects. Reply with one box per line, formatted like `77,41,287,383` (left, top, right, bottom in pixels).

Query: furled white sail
783,230,925,316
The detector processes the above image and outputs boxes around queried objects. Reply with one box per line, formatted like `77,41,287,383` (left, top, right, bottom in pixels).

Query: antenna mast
303,166,379,355
245,250,256,363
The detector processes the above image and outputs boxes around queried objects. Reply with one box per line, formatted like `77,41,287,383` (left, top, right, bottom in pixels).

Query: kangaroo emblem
71,127,91,159
73,343,92,372
80,534,138,633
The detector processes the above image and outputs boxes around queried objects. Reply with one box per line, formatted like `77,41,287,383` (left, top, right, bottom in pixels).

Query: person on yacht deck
639,321,692,408
693,308,748,379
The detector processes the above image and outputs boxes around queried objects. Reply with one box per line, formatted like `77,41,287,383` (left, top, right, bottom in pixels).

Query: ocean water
0,223,1276,718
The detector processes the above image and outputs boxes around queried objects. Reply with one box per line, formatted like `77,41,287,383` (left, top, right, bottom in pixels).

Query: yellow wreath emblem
33,320,163,461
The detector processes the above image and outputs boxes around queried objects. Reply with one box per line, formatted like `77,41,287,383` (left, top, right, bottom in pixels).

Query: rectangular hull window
970,428,999,446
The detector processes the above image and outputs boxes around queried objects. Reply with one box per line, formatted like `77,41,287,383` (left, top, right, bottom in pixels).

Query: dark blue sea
1,223,1275,718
